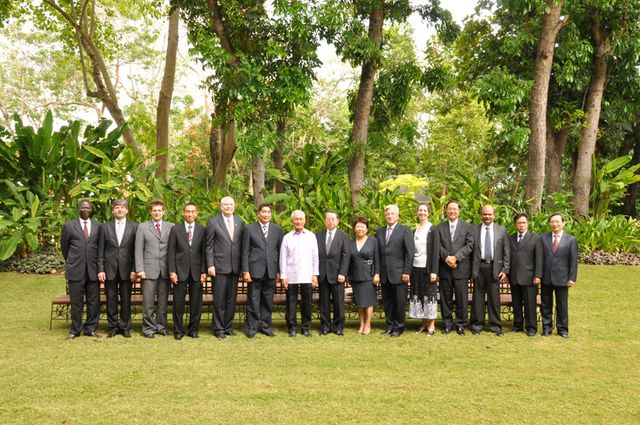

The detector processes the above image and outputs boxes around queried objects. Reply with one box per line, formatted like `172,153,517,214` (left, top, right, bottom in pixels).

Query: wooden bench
50,278,541,330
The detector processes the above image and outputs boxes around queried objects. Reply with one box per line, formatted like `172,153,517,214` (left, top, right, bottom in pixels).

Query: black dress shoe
67,333,79,340
188,332,199,339
441,328,452,335
542,329,552,336
224,330,236,336
157,330,168,336
246,333,255,339
214,333,226,339
496,330,504,337
259,329,275,337
302,329,311,337
456,327,465,336
122,330,131,338
174,334,184,340
289,331,297,337
380,329,392,336
84,331,101,338
559,332,569,338
511,328,523,333
143,333,155,339
526,330,537,337
389,331,400,338
107,329,119,338
472,330,480,336
335,331,344,336
319,330,329,336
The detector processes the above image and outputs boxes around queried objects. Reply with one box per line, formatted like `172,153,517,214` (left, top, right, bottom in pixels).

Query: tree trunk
545,117,569,196
155,8,179,181
271,118,286,195
252,156,265,207
348,0,384,208
209,110,221,179
573,10,610,217
622,113,640,217
525,0,567,213
212,114,237,187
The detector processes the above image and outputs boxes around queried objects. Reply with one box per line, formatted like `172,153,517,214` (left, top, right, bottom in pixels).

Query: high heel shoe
416,327,427,334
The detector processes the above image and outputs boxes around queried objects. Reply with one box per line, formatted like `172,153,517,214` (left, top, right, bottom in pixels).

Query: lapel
74,219,85,240
218,215,233,241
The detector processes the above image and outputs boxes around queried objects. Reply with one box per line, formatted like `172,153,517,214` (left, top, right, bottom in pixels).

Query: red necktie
553,235,559,253
155,223,161,238
83,221,89,241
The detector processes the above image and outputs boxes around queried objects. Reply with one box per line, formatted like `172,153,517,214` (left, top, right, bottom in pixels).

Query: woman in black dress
347,216,380,335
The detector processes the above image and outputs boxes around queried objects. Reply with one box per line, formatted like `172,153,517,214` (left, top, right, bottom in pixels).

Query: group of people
60,197,578,341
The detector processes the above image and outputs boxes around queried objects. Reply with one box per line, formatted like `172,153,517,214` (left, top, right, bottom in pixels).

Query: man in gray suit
316,210,350,336
470,205,510,336
508,212,543,337
375,204,415,337
61,199,102,340
435,200,475,335
98,199,138,338
168,202,207,340
541,213,578,338
206,196,245,339
135,199,174,338
242,203,283,338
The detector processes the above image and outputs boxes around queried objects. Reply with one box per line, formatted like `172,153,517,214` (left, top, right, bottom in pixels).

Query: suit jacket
472,223,510,281
61,218,102,281
509,232,543,286
206,214,245,274
541,232,578,286
241,221,283,280
98,220,138,281
414,224,440,275
435,219,474,279
375,223,415,284
167,222,207,281
316,228,350,284
135,220,174,280
347,237,380,282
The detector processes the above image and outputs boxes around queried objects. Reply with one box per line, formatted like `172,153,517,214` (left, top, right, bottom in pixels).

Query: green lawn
1,266,639,424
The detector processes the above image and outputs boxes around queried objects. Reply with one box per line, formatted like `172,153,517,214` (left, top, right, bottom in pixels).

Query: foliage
0,252,65,274
590,155,640,219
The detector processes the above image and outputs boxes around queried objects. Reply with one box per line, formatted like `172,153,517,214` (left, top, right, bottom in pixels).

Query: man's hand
137,271,145,280
337,274,345,284
169,272,178,285
243,272,252,283
281,278,288,290
567,280,576,288
373,274,380,285
445,255,458,269
200,273,207,284
312,275,318,288
97,272,106,283
129,272,138,282
401,273,410,283
208,266,216,277
429,273,437,284
498,272,507,283
533,277,541,285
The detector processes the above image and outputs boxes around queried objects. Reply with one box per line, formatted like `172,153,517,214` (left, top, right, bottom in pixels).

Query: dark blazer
317,228,350,284
167,222,207,281
241,221,283,280
375,223,415,284
61,219,102,281
414,224,440,275
347,237,380,282
135,220,174,279
206,214,245,274
472,223,510,281
541,232,578,286
436,219,475,279
509,232,543,286
98,220,138,281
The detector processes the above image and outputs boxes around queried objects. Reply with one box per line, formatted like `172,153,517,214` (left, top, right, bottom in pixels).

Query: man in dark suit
375,204,415,337
135,199,174,338
541,213,578,338
316,210,350,336
508,212,543,337
60,199,102,339
242,203,283,338
470,205,510,336
435,199,474,336
206,196,245,339
97,199,137,338
168,202,207,340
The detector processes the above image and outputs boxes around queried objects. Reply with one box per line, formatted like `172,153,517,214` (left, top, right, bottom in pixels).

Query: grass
0,265,639,424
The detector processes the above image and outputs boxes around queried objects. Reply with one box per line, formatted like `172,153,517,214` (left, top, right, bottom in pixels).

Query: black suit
435,219,474,330
375,224,415,334
509,231,543,333
470,223,510,333
98,219,137,333
541,232,578,335
206,214,245,335
61,218,102,336
168,222,207,337
316,228,350,334
241,221,283,336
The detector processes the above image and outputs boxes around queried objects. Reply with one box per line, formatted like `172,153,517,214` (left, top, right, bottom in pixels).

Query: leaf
0,235,21,261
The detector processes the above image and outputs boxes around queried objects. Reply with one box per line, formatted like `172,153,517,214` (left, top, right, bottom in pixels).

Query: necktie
385,227,392,245
450,224,455,242
553,234,559,253
155,222,161,238
518,233,523,244
226,218,234,241
326,231,333,251
484,226,492,260
116,221,123,245
262,224,268,239
188,225,193,246
83,221,89,241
